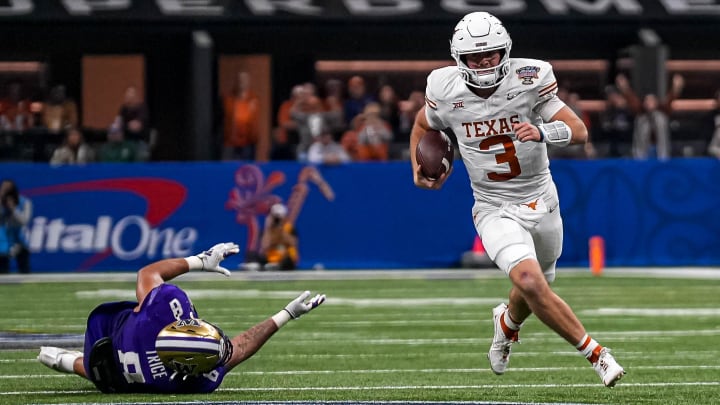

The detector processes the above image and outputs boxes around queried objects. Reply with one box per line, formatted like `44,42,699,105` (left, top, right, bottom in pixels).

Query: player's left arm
223,291,326,372
515,62,588,146
514,105,587,146
134,242,240,311
549,105,589,145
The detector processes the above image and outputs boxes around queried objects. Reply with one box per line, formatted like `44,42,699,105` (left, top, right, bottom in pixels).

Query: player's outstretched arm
224,291,326,372
135,242,240,310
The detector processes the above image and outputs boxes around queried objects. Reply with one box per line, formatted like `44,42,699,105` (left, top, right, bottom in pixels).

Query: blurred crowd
264,75,425,164
2,70,720,164
0,82,151,164
223,71,720,163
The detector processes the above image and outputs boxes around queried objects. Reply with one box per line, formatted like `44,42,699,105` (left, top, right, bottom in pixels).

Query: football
416,129,454,180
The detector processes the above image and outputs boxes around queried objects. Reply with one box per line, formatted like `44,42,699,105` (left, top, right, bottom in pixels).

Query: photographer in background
0,179,32,273
243,203,299,271
260,203,299,271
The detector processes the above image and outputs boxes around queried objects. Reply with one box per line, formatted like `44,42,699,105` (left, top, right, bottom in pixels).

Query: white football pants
473,186,563,282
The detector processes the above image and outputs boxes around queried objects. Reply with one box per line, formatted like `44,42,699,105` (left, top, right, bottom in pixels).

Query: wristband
184,256,204,271
537,121,572,147
271,310,292,328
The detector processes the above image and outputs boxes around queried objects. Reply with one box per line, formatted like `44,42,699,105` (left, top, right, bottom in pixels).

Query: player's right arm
135,259,190,311
409,105,431,171
135,243,240,311
410,106,451,190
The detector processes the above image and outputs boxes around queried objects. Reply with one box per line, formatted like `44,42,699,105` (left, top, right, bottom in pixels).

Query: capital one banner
0,0,718,21
6,161,475,272
3,159,719,272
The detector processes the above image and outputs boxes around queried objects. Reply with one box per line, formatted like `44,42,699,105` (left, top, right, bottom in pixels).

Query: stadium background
1,0,719,271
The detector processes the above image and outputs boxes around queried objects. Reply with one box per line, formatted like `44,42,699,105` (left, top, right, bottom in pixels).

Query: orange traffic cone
589,236,605,276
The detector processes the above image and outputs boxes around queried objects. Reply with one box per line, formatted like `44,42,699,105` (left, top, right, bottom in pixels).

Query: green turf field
1,271,719,405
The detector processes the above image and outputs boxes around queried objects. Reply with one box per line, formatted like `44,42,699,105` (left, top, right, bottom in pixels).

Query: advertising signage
0,0,718,22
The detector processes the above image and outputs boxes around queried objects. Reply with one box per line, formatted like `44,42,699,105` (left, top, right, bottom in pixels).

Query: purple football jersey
83,284,227,393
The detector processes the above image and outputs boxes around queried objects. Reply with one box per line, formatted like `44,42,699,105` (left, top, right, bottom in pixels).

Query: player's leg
74,357,87,377
514,206,586,344
530,207,625,387
481,210,623,385
507,285,531,325
479,215,535,374
38,346,85,377
481,213,537,327
512,260,625,386
508,258,585,343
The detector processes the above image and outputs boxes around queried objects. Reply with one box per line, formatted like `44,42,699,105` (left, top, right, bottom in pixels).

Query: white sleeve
532,62,566,121
424,72,446,131
425,107,444,131
535,96,567,122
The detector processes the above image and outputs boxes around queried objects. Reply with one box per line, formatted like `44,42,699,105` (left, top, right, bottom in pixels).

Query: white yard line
582,308,720,316
217,381,720,390
4,364,719,380
5,350,719,363
3,327,720,351
2,267,720,285
3,381,719,396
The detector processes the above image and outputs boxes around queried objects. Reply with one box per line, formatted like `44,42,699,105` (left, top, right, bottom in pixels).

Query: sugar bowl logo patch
516,66,541,85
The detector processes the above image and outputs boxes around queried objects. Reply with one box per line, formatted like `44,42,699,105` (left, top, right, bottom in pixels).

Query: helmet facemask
450,12,512,89
155,319,233,380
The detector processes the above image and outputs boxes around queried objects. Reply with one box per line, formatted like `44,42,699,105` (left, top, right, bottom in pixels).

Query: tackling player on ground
38,242,325,393
410,12,625,387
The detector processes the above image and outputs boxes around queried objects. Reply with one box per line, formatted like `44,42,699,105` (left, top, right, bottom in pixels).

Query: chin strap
537,121,572,147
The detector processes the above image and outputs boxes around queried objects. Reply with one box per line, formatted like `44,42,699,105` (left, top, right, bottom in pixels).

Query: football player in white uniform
410,12,625,387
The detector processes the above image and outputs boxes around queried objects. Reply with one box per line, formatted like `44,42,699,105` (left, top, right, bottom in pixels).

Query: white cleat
38,346,83,373
593,348,626,387
487,303,518,375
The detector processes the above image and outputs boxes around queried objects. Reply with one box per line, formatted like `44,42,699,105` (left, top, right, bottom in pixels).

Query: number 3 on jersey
480,135,521,181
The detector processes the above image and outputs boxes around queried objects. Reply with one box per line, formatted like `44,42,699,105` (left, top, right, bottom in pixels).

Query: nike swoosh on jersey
506,90,529,100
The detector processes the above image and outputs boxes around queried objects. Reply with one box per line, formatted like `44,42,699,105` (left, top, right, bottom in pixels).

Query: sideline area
1,267,720,284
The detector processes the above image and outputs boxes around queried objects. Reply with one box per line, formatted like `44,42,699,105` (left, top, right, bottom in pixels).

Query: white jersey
425,58,566,205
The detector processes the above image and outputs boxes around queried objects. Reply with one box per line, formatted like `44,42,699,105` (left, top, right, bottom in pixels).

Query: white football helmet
450,12,512,89
155,318,232,378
